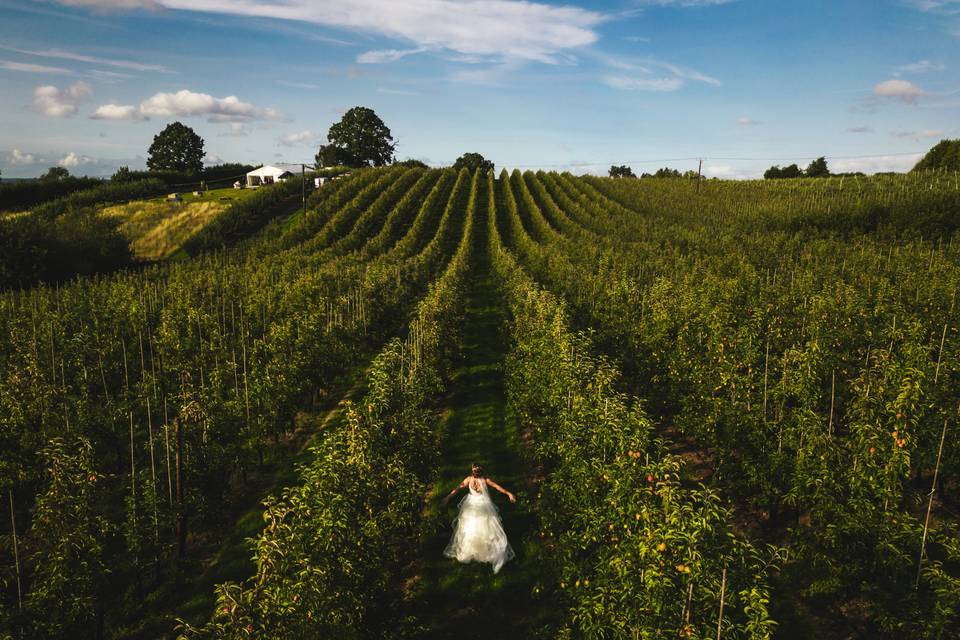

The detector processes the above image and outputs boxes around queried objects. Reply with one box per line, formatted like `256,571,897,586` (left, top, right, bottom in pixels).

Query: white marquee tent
246,163,302,187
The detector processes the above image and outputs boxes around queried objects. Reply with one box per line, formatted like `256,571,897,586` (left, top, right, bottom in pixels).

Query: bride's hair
471,463,483,476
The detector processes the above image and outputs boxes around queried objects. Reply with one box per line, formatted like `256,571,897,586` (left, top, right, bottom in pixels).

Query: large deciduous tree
147,121,205,174
913,139,960,172
453,152,494,172
40,166,70,181
805,156,830,177
609,165,636,178
316,107,395,168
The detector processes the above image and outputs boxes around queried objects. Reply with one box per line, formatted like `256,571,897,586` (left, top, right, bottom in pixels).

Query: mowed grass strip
100,188,254,260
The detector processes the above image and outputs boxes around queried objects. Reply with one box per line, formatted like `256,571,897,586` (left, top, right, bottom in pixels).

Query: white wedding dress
444,478,516,573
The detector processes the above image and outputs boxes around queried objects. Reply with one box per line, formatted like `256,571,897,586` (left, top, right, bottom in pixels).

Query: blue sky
0,0,957,178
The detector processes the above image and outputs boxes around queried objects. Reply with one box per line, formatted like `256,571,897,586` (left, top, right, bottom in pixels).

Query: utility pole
697,158,703,191
301,163,306,216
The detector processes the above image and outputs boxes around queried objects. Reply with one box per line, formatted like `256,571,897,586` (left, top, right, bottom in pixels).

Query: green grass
400,220,558,639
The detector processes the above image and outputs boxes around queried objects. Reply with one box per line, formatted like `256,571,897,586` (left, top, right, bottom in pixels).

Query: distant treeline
0,163,255,212
0,176,102,212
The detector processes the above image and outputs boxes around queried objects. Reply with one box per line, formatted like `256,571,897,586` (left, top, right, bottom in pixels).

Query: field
99,188,255,260
1,167,959,639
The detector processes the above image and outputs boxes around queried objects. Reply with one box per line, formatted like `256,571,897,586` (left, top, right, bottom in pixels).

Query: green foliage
19,438,108,639
806,156,830,177
608,165,635,178
453,152,494,173
147,121,205,174
181,176,307,254
0,205,132,289
0,176,103,212
40,166,70,181
913,139,960,172
641,167,686,178
764,163,803,179
316,107,396,168
395,159,429,169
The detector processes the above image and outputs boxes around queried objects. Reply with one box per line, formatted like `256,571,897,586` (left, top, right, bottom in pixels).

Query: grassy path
402,213,555,639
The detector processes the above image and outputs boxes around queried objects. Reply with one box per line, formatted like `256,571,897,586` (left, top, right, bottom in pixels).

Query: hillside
1,168,959,639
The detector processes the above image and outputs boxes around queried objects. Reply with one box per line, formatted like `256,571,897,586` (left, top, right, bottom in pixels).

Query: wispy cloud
596,52,720,92
58,0,605,64
736,116,760,125
902,0,960,14
632,0,737,6
34,81,92,117
0,60,71,74
893,59,945,75
847,126,873,133
90,89,281,122
892,128,946,139
278,130,319,146
604,75,683,91
357,47,426,64
0,46,172,73
277,80,320,89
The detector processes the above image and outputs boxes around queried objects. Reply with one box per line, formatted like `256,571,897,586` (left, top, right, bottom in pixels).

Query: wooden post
147,398,159,545
163,398,173,507
828,369,836,437
716,567,726,640
129,411,138,567
934,323,948,383
175,416,187,558
9,490,22,612
916,419,948,588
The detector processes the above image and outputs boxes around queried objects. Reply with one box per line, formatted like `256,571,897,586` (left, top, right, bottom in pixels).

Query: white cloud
218,122,249,137
873,79,928,103
8,149,37,165
705,165,735,176
357,47,426,64
59,0,604,64
736,116,760,125
58,151,93,168
33,81,92,117
90,89,280,122
90,103,144,120
139,89,280,121
893,59,945,76
831,153,924,174
847,126,873,133
603,75,683,91
0,46,171,73
0,60,71,74
278,130,319,146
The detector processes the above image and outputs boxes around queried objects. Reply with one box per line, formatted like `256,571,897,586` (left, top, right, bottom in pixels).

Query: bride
441,464,517,573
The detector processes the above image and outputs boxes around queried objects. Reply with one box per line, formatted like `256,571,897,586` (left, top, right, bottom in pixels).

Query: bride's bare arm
485,478,517,503
441,477,468,505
